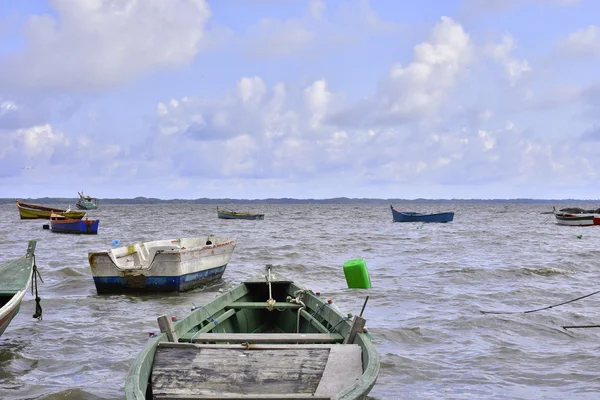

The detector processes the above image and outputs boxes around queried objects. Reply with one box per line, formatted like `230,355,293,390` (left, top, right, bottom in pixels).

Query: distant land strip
2,197,599,205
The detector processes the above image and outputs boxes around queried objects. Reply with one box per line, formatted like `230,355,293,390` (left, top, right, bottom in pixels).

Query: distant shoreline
3,197,599,205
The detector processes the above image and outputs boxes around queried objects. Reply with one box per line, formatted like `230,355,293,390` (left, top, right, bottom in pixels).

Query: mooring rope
563,324,600,330
31,254,43,320
480,289,600,315
266,267,276,311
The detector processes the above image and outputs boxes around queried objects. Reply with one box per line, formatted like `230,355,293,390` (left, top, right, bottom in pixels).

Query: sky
1,0,600,200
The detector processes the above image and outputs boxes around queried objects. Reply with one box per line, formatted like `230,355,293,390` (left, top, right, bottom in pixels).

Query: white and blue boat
390,205,454,223
88,236,236,294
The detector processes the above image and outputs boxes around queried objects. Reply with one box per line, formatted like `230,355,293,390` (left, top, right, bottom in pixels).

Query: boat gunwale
0,241,36,331
89,238,236,272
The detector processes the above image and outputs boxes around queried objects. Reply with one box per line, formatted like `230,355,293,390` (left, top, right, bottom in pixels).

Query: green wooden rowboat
0,240,37,337
125,266,379,399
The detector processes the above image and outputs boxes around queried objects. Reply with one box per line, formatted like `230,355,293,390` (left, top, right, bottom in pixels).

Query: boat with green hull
217,206,264,220
0,241,37,337
125,266,379,399
75,191,99,210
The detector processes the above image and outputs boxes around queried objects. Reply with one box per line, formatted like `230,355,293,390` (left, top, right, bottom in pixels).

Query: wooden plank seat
151,344,363,399
225,302,302,309
187,332,344,344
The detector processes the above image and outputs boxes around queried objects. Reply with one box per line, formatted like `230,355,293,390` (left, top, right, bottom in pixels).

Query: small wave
38,388,106,400
522,267,574,276
443,267,478,274
55,266,90,277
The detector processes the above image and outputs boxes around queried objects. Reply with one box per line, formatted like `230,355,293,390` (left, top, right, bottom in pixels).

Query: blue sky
1,0,600,200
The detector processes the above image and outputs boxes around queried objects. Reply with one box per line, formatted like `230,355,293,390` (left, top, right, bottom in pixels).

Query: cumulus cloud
0,0,212,92
304,79,332,129
0,122,128,181
559,25,600,59
148,72,596,198
484,34,531,86
331,17,472,126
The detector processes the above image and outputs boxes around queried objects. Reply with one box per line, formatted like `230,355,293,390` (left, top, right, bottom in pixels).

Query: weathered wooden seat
188,332,344,344
151,344,363,399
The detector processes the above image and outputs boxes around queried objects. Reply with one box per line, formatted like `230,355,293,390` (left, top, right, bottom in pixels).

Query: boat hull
50,218,99,234
0,241,36,338
217,208,264,220
554,213,600,226
88,237,236,293
75,201,98,210
16,201,86,220
92,265,226,293
391,205,454,223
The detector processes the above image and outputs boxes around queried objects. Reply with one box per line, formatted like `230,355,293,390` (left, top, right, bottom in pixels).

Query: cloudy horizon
1,0,600,200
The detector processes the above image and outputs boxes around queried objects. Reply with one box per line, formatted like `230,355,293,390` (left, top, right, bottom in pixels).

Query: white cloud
238,77,267,104
332,17,472,125
0,0,212,91
559,25,600,59
484,34,531,86
304,79,332,129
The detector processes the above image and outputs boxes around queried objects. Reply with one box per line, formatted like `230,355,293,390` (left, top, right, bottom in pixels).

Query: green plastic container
343,258,371,289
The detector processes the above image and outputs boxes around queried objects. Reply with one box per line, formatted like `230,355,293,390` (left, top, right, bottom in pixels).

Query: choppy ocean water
1,203,600,399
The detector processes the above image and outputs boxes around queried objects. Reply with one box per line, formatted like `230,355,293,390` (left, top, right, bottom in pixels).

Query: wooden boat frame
76,191,99,210
390,205,454,223
552,206,600,226
16,200,86,220
125,267,379,399
89,236,237,293
217,206,264,220
49,213,99,234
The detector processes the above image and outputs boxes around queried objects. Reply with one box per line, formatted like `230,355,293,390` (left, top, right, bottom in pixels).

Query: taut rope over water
480,289,600,315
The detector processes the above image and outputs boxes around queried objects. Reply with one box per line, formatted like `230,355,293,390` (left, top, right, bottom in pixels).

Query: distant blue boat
49,213,99,234
390,205,454,223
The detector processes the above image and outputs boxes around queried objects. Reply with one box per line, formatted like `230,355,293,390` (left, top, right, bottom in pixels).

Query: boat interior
108,236,219,269
148,276,366,399
0,293,15,309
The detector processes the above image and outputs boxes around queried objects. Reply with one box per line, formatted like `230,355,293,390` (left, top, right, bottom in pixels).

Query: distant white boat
88,236,236,294
553,206,600,226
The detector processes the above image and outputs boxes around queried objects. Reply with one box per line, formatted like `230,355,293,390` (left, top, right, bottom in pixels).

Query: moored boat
76,191,99,210
88,236,236,294
125,266,379,399
217,206,264,220
390,205,454,223
16,200,86,220
49,213,99,234
0,240,37,337
553,206,600,226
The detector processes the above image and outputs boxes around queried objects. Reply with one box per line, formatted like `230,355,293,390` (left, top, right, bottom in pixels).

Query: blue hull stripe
93,265,227,294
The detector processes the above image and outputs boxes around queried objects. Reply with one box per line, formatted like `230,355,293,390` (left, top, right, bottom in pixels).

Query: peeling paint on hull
93,265,227,294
